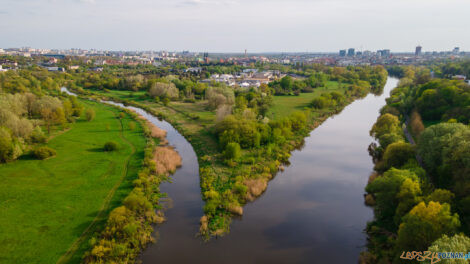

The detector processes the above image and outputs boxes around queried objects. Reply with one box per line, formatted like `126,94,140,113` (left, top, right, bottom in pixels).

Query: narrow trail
56,113,136,264
403,116,424,167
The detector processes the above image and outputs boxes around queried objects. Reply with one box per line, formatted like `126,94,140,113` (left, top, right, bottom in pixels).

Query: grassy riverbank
77,76,383,237
0,100,146,264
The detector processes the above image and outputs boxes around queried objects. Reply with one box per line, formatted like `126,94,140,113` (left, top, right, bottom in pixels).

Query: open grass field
0,100,146,264
104,89,147,101
268,81,342,119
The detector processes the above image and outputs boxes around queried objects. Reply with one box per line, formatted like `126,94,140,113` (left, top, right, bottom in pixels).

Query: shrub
162,98,170,106
310,97,329,109
104,141,118,151
85,108,95,121
184,98,196,103
32,146,56,160
224,142,241,161
30,127,47,143
129,122,136,131
0,127,14,163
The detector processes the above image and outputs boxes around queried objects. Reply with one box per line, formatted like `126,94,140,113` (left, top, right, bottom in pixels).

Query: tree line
362,64,470,263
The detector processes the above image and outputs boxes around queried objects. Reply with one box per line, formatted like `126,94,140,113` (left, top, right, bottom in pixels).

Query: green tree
280,76,293,91
377,142,415,172
86,108,96,122
0,127,13,163
104,141,118,151
224,142,241,161
366,168,419,230
397,201,460,251
417,123,468,186
428,234,470,264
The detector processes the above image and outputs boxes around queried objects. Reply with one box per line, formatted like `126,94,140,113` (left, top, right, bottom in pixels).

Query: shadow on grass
87,148,105,153
18,154,38,161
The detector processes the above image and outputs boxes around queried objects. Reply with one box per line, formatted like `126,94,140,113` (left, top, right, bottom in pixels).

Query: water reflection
69,79,398,264
140,77,398,264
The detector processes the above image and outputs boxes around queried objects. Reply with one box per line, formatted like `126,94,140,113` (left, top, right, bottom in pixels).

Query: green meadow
268,81,342,119
0,100,146,264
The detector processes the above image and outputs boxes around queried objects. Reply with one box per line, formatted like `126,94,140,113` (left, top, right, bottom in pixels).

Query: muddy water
72,77,399,263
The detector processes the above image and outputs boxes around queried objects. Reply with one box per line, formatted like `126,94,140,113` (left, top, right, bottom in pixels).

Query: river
64,77,399,263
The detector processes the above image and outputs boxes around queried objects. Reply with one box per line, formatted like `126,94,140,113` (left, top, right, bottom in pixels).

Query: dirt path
56,114,136,264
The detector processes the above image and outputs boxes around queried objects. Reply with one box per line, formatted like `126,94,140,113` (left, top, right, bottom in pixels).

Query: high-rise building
347,48,355,57
415,46,422,56
339,50,346,57
377,49,391,57
453,47,460,54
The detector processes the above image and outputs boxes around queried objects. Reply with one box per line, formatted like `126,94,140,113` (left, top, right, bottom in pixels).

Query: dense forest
362,63,470,263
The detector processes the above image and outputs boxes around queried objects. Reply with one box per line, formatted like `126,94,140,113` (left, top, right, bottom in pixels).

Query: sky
0,0,468,52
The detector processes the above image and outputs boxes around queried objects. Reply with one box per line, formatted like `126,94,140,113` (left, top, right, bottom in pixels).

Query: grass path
56,110,137,264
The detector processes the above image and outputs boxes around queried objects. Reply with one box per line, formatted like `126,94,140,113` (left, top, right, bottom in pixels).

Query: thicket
0,69,82,163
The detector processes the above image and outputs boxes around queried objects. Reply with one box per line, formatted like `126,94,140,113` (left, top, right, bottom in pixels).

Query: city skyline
1,0,469,52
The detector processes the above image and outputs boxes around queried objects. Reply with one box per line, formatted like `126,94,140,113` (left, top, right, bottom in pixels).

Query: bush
85,108,95,121
129,122,136,131
30,127,47,143
224,142,241,161
0,127,14,163
104,141,118,151
32,146,56,160
162,98,170,106
310,97,329,109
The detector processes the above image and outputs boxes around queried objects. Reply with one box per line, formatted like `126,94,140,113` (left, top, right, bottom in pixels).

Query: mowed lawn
0,100,146,264
268,81,342,119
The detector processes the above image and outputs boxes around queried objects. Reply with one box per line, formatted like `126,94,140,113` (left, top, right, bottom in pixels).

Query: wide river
70,77,399,263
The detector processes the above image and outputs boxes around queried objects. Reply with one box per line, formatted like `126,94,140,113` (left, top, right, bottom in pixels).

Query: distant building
378,49,391,57
347,48,355,57
90,67,103,72
453,47,460,54
339,50,346,57
46,66,65,72
185,67,202,73
243,69,258,74
452,75,466,80
415,46,422,56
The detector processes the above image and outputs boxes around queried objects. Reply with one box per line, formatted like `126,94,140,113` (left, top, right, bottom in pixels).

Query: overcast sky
0,0,468,52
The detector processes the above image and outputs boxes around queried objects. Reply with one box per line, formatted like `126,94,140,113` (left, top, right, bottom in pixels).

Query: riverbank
81,102,183,263
72,75,386,238
0,100,147,264
141,76,399,263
